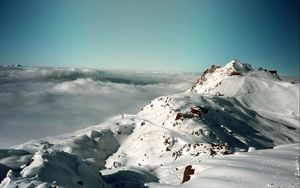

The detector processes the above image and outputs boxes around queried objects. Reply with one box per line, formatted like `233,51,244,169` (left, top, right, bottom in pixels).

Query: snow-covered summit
188,59,256,94
223,59,255,73
188,59,287,96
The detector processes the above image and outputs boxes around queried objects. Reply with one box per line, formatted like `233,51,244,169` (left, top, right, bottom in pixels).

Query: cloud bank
0,66,199,148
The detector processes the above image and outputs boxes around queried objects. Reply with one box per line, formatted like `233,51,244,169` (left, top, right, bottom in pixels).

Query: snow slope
147,144,299,188
0,150,107,188
0,60,299,187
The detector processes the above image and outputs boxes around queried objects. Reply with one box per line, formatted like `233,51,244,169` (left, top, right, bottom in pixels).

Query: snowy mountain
0,60,299,188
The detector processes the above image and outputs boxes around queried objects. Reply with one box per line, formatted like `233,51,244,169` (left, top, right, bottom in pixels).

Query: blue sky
0,0,299,76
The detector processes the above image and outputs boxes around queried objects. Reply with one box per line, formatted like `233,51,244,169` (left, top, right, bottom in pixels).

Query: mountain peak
224,59,255,73
188,60,282,95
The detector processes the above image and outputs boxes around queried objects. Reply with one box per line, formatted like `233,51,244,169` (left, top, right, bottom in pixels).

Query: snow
0,60,299,187
147,144,299,188
1,150,107,188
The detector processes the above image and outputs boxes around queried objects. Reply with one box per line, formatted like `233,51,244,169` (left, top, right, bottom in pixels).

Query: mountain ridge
0,60,299,188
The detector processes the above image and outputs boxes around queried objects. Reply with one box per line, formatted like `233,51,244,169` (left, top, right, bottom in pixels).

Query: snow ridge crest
189,59,257,94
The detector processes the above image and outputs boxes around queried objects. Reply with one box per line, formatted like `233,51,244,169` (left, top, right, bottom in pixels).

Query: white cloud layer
0,66,199,148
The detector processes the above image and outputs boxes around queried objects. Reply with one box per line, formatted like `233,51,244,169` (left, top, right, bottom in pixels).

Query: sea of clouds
0,66,199,148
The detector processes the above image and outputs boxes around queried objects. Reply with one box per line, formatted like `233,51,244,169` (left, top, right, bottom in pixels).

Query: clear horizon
0,0,299,76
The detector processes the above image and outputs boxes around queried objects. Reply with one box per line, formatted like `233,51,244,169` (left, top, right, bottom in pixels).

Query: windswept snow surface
0,61,299,187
